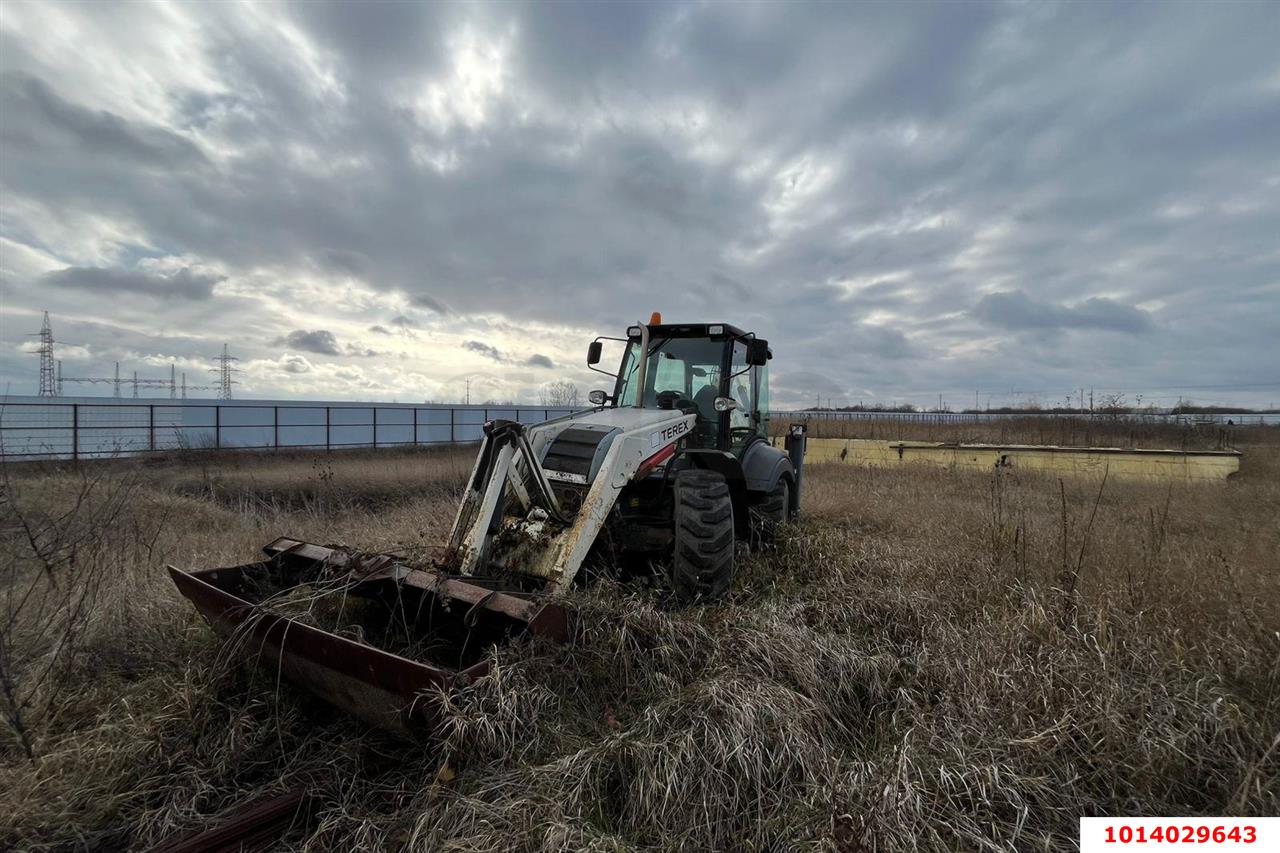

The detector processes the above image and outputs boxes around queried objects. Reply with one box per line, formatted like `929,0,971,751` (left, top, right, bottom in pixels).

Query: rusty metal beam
145,787,313,853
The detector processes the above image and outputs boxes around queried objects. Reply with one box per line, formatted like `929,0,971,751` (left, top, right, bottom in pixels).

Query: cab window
653,353,687,397
615,337,724,409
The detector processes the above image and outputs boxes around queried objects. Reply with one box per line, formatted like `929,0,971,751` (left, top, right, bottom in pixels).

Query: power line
28,311,224,397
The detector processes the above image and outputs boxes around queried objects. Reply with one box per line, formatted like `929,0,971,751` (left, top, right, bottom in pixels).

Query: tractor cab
587,317,771,456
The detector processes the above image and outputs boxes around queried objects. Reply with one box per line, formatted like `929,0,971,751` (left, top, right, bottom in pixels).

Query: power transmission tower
32,319,223,399
36,311,57,396
212,344,239,399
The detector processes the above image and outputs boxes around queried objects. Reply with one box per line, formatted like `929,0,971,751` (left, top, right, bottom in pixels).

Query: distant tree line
808,395,1278,415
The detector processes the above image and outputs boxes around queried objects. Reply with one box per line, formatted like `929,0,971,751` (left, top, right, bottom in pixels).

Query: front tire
671,469,735,603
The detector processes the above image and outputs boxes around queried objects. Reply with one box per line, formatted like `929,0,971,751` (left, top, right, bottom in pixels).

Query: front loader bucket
169,538,569,735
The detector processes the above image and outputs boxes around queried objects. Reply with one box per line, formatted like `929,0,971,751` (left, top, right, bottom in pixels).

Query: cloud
41,266,225,300
973,290,1154,333
0,2,1276,407
462,341,554,368
368,324,391,335
319,248,373,277
776,370,845,396
281,354,313,374
463,339,504,361
409,293,450,314
277,329,342,355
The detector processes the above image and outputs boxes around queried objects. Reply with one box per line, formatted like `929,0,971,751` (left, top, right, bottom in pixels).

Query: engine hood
559,406,691,431
531,406,695,487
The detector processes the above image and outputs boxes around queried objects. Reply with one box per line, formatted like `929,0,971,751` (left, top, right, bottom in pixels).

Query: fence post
413,407,418,446
215,405,221,449
325,406,331,452
273,406,279,450
372,406,378,449
72,403,79,461
450,407,455,444
149,404,155,451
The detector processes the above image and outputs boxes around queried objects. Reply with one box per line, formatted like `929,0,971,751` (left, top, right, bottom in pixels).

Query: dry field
1,424,1277,851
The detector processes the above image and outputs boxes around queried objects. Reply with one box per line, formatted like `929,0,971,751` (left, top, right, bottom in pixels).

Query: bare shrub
0,463,160,758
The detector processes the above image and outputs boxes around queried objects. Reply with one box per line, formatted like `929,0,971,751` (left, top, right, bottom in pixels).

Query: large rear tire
749,478,791,547
671,469,735,604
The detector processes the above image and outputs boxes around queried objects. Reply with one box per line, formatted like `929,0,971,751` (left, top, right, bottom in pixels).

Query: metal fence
782,409,1280,426
2,397,1275,462
0,397,578,460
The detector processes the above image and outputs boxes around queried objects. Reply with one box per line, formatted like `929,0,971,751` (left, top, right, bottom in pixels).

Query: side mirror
587,341,603,365
588,389,610,406
747,339,769,366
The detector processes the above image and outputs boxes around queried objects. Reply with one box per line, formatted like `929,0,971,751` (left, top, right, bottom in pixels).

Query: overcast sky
1,0,1277,408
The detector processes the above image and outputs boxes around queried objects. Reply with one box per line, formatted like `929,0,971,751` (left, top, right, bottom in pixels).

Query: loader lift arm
446,419,573,574
449,409,698,593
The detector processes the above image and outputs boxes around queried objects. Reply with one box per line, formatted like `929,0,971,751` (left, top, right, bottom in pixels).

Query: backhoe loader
169,316,807,732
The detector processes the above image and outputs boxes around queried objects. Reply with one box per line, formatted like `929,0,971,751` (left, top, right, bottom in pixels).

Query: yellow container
789,438,1240,482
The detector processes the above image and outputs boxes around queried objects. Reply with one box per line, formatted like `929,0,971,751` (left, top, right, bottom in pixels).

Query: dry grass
1,431,1277,851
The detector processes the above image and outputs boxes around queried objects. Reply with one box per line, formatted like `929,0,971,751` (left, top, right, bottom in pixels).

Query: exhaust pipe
633,320,649,409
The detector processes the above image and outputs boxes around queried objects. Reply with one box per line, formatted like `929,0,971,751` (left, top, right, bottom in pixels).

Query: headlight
708,324,723,335
713,396,739,412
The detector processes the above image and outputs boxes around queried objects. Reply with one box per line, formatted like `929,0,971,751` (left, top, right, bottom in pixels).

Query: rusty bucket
169,538,569,735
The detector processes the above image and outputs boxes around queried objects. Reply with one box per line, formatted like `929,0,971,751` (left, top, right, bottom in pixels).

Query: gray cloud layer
973,291,1155,333
1,71,208,170
42,266,225,300
1,1,1277,407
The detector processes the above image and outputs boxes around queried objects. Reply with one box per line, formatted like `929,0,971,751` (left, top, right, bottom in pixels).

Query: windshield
615,337,725,410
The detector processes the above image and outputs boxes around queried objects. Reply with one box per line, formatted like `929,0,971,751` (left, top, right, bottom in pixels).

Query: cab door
727,340,758,455
752,360,770,440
